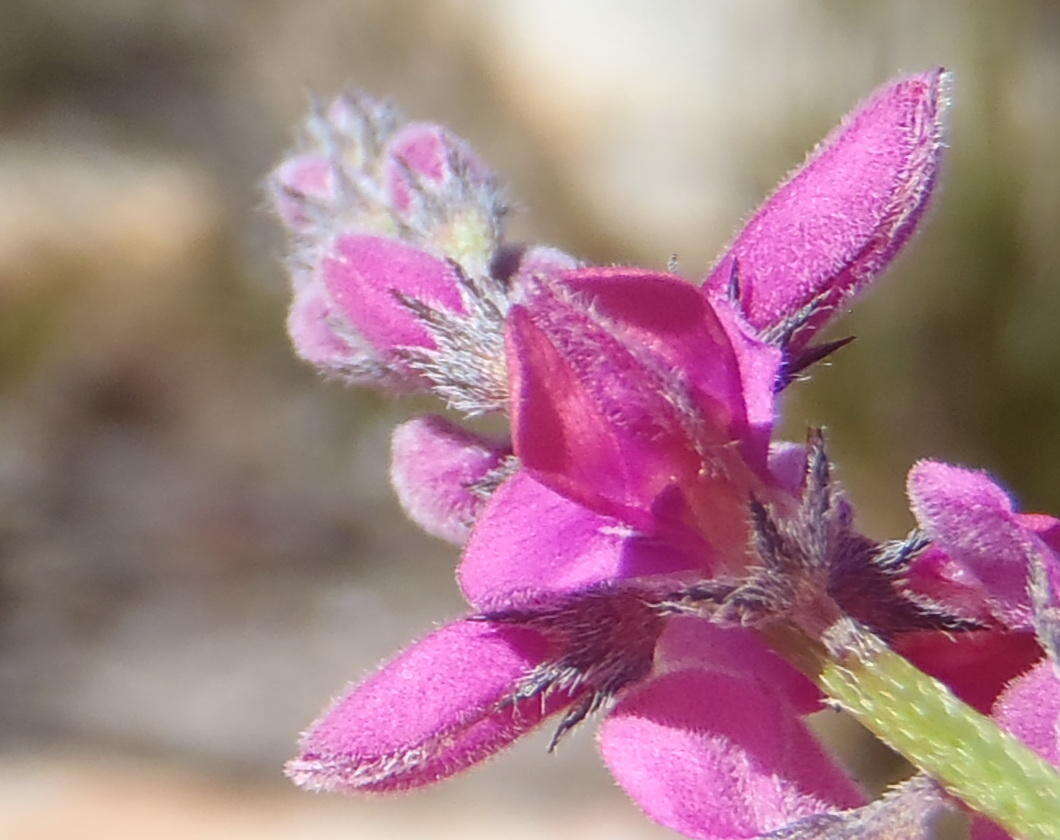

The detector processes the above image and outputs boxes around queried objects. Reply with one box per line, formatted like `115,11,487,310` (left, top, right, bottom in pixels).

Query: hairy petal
1022,514,1060,662
458,470,712,608
382,122,504,275
902,545,998,627
506,281,761,561
505,293,698,527
322,233,464,362
561,269,749,439
480,583,666,748
655,617,822,715
907,460,1044,629
705,68,947,346
270,94,512,400
269,91,401,245
994,657,1060,764
286,277,365,372
384,122,492,212
1023,514,1060,554
390,415,508,545
713,299,784,470
599,668,863,840
286,619,575,793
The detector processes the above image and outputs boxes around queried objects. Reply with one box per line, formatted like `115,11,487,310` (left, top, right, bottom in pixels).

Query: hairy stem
765,620,1060,840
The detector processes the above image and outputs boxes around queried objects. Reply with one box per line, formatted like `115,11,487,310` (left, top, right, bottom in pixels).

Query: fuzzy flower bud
705,68,948,351
270,91,578,411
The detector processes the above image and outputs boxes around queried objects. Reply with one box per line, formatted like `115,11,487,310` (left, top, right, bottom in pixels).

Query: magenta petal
322,234,464,359
390,416,507,545
1020,513,1060,659
896,630,1042,714
970,819,1013,840
506,295,698,527
287,619,574,792
908,460,1040,629
599,669,863,840
903,545,998,627
561,268,752,452
713,298,784,471
506,284,760,557
458,470,710,609
654,617,822,715
706,69,947,345
1021,513,1060,553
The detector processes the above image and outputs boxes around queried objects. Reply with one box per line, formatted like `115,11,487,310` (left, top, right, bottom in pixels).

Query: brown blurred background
1,1,1058,837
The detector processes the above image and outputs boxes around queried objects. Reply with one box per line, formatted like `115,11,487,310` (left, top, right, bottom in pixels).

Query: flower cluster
268,70,1060,839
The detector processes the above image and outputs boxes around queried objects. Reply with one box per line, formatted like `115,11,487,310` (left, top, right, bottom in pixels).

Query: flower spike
276,72,1060,840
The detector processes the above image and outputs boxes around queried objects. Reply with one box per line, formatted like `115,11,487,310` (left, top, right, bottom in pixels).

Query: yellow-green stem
766,621,1060,840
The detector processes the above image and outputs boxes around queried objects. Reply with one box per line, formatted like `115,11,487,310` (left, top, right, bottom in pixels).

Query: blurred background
1,1,1058,837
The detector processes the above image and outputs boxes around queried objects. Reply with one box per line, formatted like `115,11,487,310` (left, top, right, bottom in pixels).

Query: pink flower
892,460,1052,712
907,461,1060,635
899,461,1060,839
273,68,945,418
285,70,953,839
288,610,863,839
290,269,960,837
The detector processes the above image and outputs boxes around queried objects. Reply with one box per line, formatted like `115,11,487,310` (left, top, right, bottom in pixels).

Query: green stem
766,620,1060,840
